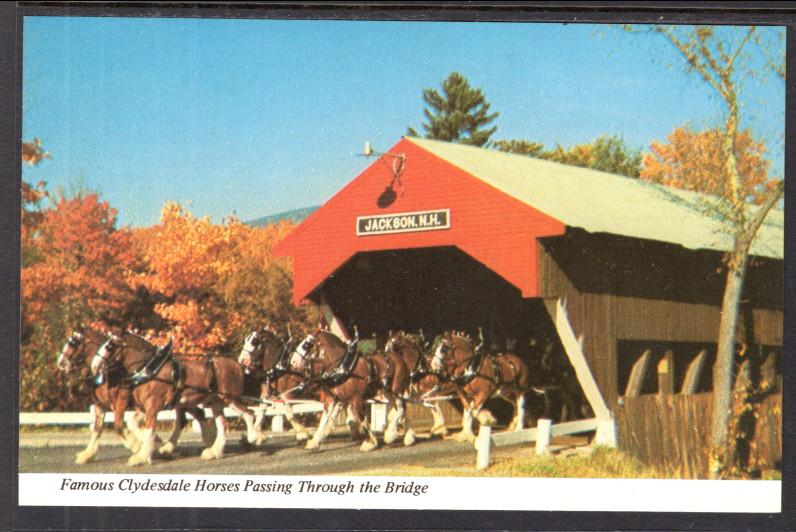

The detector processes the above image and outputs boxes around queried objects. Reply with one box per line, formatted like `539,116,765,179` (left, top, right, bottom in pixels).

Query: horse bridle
430,338,452,375
290,333,318,370
57,331,86,371
92,334,124,375
241,328,296,374
240,331,263,371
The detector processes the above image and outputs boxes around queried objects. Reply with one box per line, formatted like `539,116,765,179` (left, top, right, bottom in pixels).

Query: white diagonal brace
544,298,612,421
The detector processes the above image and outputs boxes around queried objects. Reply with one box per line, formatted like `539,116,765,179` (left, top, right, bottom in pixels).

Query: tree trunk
710,246,749,478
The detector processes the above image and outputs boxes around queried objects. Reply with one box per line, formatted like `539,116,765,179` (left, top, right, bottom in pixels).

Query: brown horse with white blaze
431,330,530,443
384,331,453,438
290,329,409,451
93,332,262,465
238,325,320,442
56,328,145,463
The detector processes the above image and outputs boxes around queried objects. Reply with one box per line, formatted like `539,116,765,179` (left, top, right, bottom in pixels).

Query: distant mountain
246,206,319,227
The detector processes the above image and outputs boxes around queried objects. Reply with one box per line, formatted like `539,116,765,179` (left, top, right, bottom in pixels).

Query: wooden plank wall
537,238,783,407
615,392,781,478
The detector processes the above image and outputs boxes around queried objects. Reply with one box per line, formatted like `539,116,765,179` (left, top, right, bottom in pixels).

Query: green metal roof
409,137,783,260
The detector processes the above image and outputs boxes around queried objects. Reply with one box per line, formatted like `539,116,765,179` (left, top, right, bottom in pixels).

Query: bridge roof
409,137,783,260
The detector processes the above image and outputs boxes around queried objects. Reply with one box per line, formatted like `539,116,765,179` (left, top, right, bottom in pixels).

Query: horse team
56,324,581,467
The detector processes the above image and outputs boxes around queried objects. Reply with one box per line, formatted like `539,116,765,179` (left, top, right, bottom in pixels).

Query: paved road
19,429,521,475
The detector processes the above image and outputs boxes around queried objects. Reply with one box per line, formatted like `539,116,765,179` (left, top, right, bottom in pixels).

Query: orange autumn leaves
22,194,136,331
641,126,777,205
131,203,308,354
20,189,308,410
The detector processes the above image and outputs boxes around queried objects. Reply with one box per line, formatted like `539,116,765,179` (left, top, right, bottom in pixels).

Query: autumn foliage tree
20,140,312,410
21,139,50,267
21,189,140,410
632,25,785,478
130,203,315,355
641,126,776,204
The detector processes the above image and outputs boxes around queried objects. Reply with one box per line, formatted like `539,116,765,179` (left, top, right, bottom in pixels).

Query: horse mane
82,328,107,343
316,329,347,348
121,331,157,353
258,326,281,341
449,330,473,342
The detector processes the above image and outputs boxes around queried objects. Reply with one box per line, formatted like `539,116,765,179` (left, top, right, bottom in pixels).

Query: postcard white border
18,473,781,513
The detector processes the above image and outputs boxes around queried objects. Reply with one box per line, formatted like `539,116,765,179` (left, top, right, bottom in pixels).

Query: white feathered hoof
305,439,320,450
403,428,417,446
450,431,475,443
295,431,310,442
383,427,399,445
74,450,95,465
129,439,142,454
158,441,176,456
127,453,151,467
430,424,448,437
360,439,378,452
201,447,222,460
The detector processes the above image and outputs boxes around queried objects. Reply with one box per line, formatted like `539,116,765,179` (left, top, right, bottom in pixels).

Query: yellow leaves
22,193,135,328
130,202,305,354
640,125,774,205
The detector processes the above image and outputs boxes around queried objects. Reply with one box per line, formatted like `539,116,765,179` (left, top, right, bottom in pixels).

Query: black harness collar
127,340,174,387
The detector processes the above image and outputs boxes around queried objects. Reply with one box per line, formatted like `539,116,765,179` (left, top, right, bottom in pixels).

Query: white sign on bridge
356,209,450,236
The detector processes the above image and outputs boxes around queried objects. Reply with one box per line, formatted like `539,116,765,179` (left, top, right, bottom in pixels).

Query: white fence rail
19,401,325,427
475,417,612,470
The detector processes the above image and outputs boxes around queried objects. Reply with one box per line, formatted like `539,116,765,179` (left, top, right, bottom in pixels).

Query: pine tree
409,72,499,147
494,135,642,178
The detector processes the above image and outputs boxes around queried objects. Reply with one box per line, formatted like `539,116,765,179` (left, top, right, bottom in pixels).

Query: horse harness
297,337,377,393
108,338,227,408
453,349,518,388
390,335,439,384
263,335,307,387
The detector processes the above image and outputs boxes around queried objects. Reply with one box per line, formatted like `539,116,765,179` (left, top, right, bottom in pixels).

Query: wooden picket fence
615,391,781,478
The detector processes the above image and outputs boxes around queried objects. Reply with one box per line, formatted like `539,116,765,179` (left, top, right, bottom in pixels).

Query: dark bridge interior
315,246,530,347
313,245,588,424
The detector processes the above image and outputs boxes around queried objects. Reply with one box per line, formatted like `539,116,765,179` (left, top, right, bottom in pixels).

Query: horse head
431,330,477,373
238,330,263,369
386,330,427,370
57,329,101,372
430,332,452,374
239,325,290,371
92,333,124,375
284,331,319,373
92,331,157,375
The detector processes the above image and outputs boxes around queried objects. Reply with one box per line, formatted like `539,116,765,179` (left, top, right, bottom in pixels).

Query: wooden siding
538,231,783,407
616,392,781,478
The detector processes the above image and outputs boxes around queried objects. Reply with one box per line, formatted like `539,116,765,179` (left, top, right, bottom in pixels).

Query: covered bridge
275,137,783,474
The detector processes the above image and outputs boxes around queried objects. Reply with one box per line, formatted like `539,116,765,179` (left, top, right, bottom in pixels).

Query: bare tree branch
657,26,724,96
741,180,784,245
728,26,756,71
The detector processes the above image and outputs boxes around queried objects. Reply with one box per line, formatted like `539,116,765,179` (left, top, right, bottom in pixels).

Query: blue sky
22,17,785,227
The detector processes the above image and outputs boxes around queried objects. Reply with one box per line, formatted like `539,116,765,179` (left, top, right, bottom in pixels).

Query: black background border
3,2,794,530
